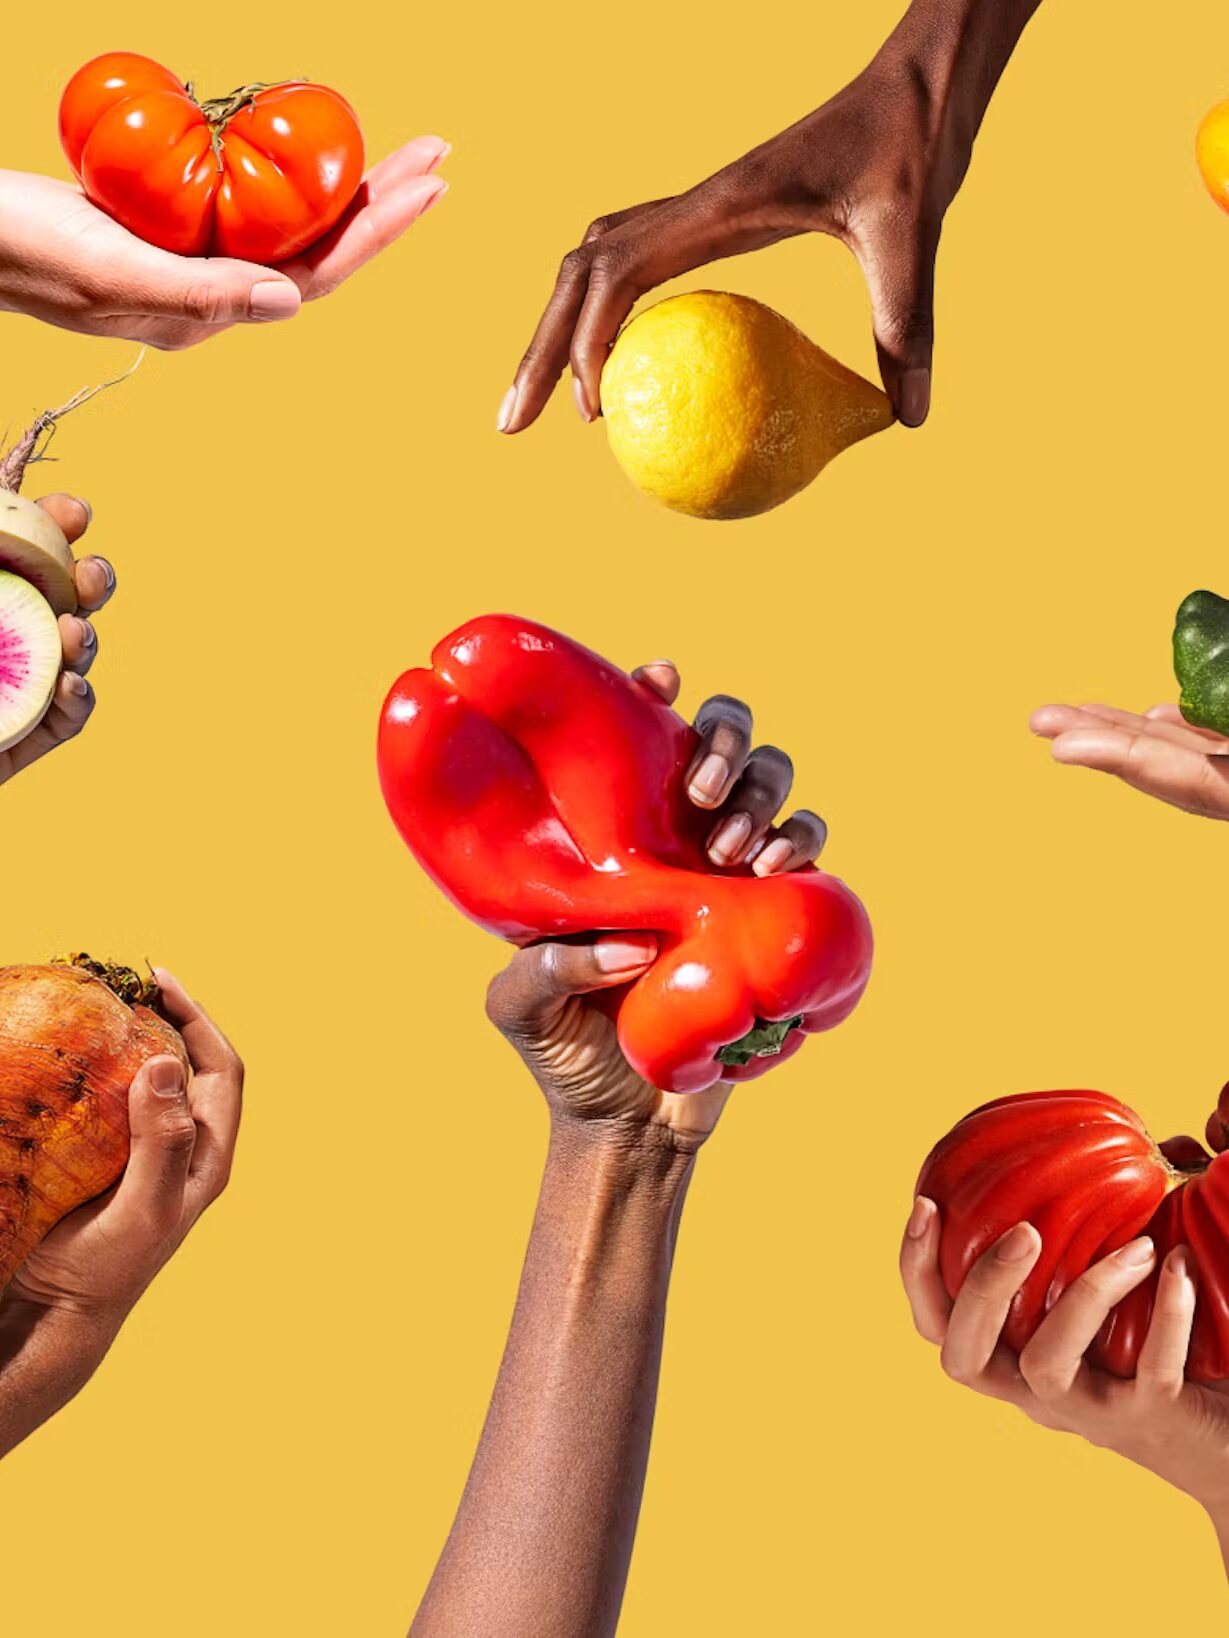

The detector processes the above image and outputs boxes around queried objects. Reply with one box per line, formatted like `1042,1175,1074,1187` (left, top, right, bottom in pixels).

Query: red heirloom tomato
917,1086,1229,1381
59,52,365,263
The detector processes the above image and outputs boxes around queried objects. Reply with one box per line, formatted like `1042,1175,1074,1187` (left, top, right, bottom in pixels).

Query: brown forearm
411,1121,695,1638
0,1303,113,1457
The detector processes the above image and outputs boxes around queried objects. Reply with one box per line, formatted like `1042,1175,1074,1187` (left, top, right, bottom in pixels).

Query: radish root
0,350,145,495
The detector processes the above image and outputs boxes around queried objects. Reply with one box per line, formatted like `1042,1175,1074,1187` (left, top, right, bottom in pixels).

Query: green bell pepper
1174,589,1229,735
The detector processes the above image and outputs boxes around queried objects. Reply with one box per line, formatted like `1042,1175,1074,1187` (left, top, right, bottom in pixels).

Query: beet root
0,957,187,1290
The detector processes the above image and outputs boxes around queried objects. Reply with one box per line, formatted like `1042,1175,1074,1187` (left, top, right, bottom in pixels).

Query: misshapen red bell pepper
377,615,873,1093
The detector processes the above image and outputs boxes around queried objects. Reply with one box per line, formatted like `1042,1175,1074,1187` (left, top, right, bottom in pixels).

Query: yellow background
0,3,1227,1632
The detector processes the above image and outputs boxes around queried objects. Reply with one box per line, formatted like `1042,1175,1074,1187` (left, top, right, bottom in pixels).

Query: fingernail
996,1222,1037,1261
75,497,93,526
643,659,674,672
906,1197,935,1240
64,671,88,697
1117,1236,1155,1267
708,812,752,864
898,368,930,427
752,838,794,878
429,142,452,171
496,385,518,434
1168,1245,1197,1284
688,754,729,806
573,376,595,423
148,1058,185,1098
76,617,95,649
417,180,448,218
595,935,657,973
91,557,115,594
248,281,301,322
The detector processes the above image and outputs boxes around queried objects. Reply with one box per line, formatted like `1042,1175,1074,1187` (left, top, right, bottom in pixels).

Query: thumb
858,217,938,428
485,935,657,1041
127,255,302,327
109,1054,196,1237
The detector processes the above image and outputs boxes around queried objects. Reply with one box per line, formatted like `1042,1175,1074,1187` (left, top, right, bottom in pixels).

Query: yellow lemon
599,290,894,520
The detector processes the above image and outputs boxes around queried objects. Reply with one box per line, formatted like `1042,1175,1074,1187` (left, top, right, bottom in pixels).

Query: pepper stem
51,953,161,1009
715,1014,804,1068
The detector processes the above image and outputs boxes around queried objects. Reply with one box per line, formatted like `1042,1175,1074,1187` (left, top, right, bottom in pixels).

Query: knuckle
583,214,616,243
558,246,592,284
178,281,229,326
157,1113,198,1155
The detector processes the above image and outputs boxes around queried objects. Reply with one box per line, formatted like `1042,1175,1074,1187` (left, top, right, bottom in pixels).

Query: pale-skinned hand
1031,702,1229,819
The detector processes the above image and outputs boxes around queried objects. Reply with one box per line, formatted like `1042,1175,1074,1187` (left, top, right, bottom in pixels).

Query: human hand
0,494,114,786
3,971,243,1326
0,139,448,349
1031,702,1229,819
497,0,1044,434
900,1198,1229,1532
483,660,826,1150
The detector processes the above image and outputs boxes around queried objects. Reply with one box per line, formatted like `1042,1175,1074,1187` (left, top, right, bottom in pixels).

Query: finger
939,1221,1041,1385
284,152,449,301
1017,1237,1155,1401
0,671,94,779
73,556,115,614
855,214,937,426
151,969,243,1205
900,1197,952,1345
687,695,754,809
1046,727,1229,818
707,745,794,866
499,246,596,434
58,613,97,676
751,810,828,876
116,248,301,328
569,265,646,422
485,935,657,1042
35,493,90,544
631,660,680,705
1135,1246,1197,1399
1146,701,1229,745
105,1055,195,1240
1076,702,1228,754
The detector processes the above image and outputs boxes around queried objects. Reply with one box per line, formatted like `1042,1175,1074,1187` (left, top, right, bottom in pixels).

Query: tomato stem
186,78,306,171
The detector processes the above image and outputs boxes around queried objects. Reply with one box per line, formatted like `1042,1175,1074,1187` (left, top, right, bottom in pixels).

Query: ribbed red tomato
59,52,364,263
917,1087,1229,1381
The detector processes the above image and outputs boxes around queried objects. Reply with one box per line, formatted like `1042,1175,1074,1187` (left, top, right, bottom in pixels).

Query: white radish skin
0,571,62,753
0,494,76,616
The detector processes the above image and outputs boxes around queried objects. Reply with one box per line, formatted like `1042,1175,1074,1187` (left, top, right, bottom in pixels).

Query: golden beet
0,957,186,1290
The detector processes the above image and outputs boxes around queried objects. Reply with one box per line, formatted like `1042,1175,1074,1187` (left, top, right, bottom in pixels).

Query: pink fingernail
148,1058,185,1099
906,1197,934,1240
708,812,752,865
688,754,729,806
248,281,301,322
496,385,518,434
595,935,657,973
996,1222,1037,1261
418,180,448,218
752,838,794,877
1116,1236,1155,1267
573,376,595,423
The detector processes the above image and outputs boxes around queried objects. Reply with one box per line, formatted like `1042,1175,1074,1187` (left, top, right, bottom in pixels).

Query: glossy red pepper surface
917,1087,1229,1380
377,615,874,1093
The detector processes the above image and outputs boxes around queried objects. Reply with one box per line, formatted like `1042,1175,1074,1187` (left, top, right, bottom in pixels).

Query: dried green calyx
716,1014,804,1067
51,953,160,1009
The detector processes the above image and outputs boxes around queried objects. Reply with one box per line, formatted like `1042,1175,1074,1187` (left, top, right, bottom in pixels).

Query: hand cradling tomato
59,52,365,264
377,615,873,1094
916,1084,1229,1381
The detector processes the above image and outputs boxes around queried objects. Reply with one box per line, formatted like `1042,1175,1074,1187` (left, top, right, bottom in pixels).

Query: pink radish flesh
0,572,61,753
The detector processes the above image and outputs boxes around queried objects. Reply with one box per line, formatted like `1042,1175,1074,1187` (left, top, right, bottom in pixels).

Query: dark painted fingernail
77,618,95,649
573,376,596,423
148,1058,185,1098
898,368,931,427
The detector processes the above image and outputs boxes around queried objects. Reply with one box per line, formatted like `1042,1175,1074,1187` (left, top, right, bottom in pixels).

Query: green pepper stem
715,1015,804,1068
